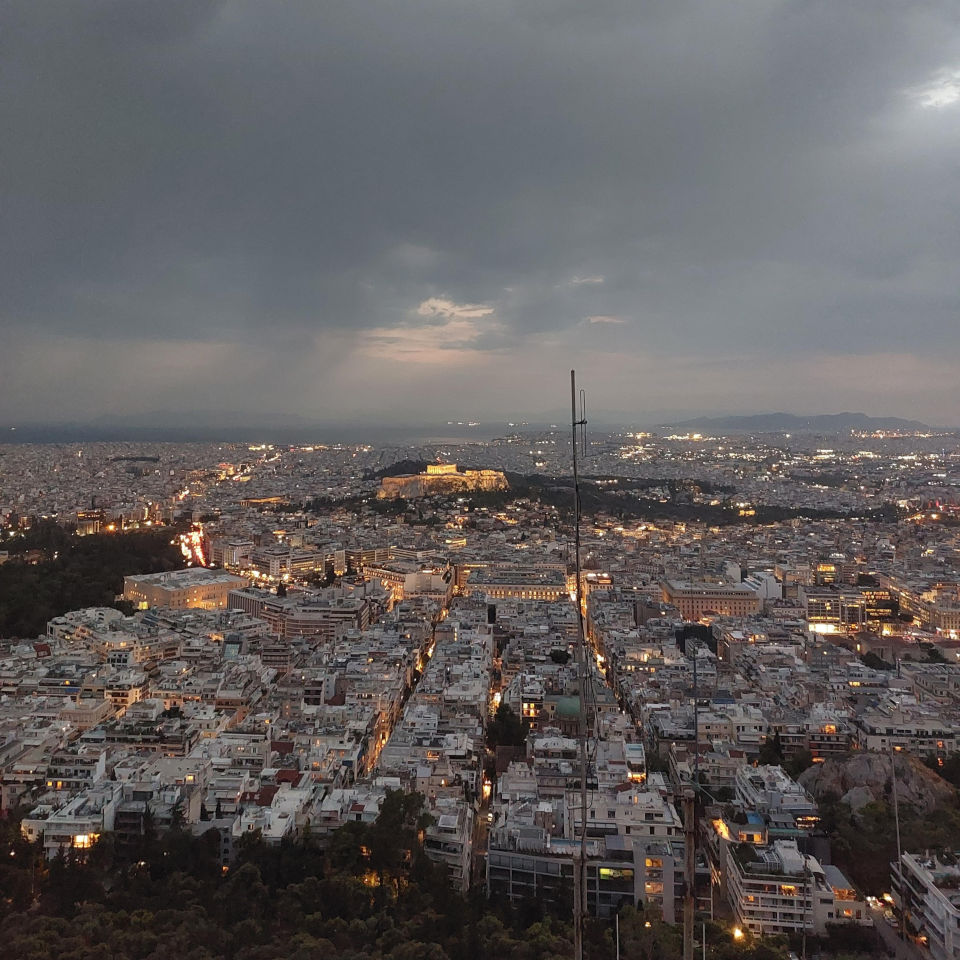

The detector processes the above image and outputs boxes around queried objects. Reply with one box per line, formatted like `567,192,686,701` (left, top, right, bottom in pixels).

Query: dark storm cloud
2,1,959,421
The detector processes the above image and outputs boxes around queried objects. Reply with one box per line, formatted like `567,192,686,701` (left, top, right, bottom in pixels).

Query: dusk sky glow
3,1,960,427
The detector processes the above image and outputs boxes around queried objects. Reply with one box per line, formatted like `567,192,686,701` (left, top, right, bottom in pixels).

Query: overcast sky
2,1,960,427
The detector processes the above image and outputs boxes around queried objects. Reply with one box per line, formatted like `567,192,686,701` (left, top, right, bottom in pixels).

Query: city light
4,409,960,951
6,5,960,956
179,528,207,566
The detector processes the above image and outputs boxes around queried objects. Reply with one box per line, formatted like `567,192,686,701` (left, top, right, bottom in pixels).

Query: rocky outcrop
798,752,955,815
378,468,508,499
840,785,875,813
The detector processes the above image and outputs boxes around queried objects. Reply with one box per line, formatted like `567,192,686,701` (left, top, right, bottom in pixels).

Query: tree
757,733,784,766
614,905,682,960
785,749,814,779
214,861,270,927
927,754,960,789
486,705,529,750
366,789,431,889
645,751,671,775
327,820,370,875
0,525,185,638
142,802,157,845
0,796,695,960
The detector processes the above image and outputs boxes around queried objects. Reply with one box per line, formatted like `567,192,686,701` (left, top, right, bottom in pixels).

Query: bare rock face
840,785,875,812
798,752,955,815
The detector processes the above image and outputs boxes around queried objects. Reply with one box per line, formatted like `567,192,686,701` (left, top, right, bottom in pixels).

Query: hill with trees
0,790,790,960
0,522,185,639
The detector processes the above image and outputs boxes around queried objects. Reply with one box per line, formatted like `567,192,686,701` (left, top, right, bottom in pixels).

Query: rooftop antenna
579,387,587,459
571,370,589,960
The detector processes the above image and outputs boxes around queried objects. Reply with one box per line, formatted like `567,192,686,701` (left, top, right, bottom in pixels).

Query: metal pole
693,647,699,785
710,876,714,920
692,648,700,957
616,912,620,960
572,370,589,960
683,787,695,960
891,740,906,940
801,861,808,960
573,850,583,960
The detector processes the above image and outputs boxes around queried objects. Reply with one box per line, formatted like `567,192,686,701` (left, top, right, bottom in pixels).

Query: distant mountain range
0,416,512,445
655,412,930,434
1,410,937,444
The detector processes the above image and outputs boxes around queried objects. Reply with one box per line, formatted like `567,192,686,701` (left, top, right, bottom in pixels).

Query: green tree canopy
486,705,530,749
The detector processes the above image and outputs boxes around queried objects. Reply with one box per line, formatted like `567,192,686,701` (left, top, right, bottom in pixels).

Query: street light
733,927,745,942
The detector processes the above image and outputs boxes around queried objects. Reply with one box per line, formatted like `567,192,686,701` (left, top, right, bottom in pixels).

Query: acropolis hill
377,462,509,499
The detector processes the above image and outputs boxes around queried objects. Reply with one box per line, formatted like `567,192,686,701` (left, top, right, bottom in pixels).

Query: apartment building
21,782,122,858
854,711,958,757
734,765,818,821
726,839,867,936
124,569,249,611
563,785,683,843
892,851,960,960
423,797,474,893
660,581,761,620
487,825,685,921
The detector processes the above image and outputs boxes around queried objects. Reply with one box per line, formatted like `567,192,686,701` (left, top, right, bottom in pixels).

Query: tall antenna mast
571,370,589,960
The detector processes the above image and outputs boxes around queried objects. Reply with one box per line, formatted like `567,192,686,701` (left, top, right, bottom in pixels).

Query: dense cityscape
3,423,960,959
5,2,960,958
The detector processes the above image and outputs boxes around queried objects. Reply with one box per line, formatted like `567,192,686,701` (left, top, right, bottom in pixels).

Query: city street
869,905,927,960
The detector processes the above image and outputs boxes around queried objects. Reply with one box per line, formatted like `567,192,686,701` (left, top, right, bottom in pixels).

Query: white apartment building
854,711,958,757
423,797,473,893
564,785,683,842
21,782,122,858
725,839,867,936
734,764,818,821
893,852,960,960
